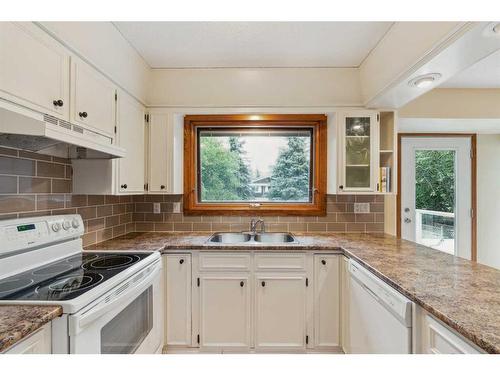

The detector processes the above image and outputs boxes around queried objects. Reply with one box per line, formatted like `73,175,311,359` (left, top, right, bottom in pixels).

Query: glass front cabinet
338,111,380,193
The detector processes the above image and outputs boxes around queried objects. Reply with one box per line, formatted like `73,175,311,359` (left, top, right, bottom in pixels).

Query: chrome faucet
250,218,265,234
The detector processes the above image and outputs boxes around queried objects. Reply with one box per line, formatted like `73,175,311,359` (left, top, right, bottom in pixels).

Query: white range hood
0,99,125,159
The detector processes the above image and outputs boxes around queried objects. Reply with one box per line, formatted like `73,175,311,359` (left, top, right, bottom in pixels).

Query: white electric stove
0,214,163,354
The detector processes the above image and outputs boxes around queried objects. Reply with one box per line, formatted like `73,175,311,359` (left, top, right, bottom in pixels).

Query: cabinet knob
339,185,344,190
79,111,88,118
53,99,64,107
321,259,327,265
179,259,184,264
160,185,166,190
121,184,127,189
240,281,244,287
261,281,266,287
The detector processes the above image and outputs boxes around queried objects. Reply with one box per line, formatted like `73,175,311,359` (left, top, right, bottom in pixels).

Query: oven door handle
70,261,161,335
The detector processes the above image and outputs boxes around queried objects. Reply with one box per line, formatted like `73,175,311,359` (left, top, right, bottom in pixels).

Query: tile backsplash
0,146,384,247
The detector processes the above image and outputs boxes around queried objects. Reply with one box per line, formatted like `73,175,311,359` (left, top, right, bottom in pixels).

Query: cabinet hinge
144,183,148,191
197,277,200,287
470,148,474,159
306,278,309,287
145,114,149,123
376,113,380,122
115,92,117,101
114,126,117,134
306,335,309,344
197,334,200,344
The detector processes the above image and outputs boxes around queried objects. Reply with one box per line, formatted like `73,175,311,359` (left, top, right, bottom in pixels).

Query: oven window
100,287,153,354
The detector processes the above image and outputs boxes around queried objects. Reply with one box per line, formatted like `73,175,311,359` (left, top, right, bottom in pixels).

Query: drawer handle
321,259,327,265
179,259,184,265
261,281,266,287
240,281,244,287
160,185,166,190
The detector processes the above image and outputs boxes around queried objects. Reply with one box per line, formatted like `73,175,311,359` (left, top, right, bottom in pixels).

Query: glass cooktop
0,252,151,301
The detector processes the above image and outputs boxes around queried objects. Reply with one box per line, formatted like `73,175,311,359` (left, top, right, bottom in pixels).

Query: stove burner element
33,263,73,276
48,273,104,293
0,277,34,294
84,255,140,270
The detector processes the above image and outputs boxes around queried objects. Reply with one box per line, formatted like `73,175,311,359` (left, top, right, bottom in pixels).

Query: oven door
68,260,162,354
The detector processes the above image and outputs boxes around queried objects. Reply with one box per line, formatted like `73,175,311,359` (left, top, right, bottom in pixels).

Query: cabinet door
148,113,169,193
165,255,192,347
116,91,145,194
70,58,116,137
199,274,251,351
339,112,379,192
313,254,340,348
0,22,69,119
255,275,307,351
4,323,52,354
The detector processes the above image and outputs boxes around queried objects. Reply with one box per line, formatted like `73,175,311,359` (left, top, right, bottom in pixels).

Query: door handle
404,217,412,223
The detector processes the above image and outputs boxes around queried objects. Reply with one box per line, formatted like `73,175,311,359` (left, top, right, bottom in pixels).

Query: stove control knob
52,223,61,232
71,219,80,229
62,221,71,230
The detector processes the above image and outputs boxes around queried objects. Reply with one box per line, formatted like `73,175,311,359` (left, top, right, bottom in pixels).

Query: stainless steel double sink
208,232,298,244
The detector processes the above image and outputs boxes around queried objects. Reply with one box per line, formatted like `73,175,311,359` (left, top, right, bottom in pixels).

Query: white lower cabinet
164,251,341,353
340,256,350,353
313,254,341,349
199,274,251,351
3,323,52,354
165,254,191,347
255,274,307,351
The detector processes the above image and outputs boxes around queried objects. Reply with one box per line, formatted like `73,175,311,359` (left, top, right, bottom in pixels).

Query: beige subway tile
375,213,385,223
132,212,145,221
112,203,127,215
355,213,375,222
327,223,346,232
267,223,288,232
88,195,105,206
327,203,346,213
374,195,385,203
126,223,136,233
105,195,120,204
221,216,241,223
135,202,153,213
355,195,376,203
366,223,384,232
174,222,193,231
132,195,145,203
160,203,173,212
144,213,163,222
19,177,51,193
0,176,17,194
0,156,35,176
289,223,308,232
0,147,18,157
77,206,97,220
136,222,154,232
193,222,212,231
337,213,356,223
113,225,126,237
119,195,132,203
96,228,113,243
37,161,65,178
183,215,203,223
278,216,298,223
346,223,366,232
86,218,105,232
51,156,71,164
201,215,221,223
155,222,174,231
212,223,231,232
19,210,50,218
370,203,384,213
307,223,327,232
144,195,164,202
65,165,72,179
336,195,355,203
37,194,65,210
51,208,77,215
0,195,35,213
317,213,337,223
105,215,120,227
119,213,133,224
82,232,97,247
97,204,113,217
326,195,337,203
66,194,88,208
52,179,71,193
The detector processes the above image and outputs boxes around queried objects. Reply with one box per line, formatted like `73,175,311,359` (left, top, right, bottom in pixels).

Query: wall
132,194,385,234
0,147,135,247
148,68,362,107
476,134,500,269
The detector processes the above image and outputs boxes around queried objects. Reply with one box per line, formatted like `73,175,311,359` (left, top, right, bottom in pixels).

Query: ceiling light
408,73,442,88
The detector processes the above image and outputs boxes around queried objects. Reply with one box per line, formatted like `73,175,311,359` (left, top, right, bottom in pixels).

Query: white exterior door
165,255,192,347
0,22,70,119
199,274,251,351
116,91,145,194
401,137,472,259
313,254,340,348
70,58,116,137
255,275,307,351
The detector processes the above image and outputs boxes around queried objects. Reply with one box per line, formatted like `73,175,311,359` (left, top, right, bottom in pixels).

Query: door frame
396,133,477,261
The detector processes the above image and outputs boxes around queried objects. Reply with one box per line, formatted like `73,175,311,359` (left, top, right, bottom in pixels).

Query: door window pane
101,287,153,354
414,150,456,254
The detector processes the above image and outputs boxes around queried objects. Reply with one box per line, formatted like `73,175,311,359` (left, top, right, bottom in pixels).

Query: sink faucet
250,218,265,234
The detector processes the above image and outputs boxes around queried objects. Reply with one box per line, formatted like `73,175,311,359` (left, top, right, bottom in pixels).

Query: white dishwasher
348,259,413,354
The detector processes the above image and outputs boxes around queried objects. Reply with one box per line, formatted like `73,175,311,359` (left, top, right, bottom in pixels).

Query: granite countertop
86,231,500,354
0,305,62,352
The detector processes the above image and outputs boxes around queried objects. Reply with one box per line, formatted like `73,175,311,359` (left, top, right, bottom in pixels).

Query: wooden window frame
184,114,327,216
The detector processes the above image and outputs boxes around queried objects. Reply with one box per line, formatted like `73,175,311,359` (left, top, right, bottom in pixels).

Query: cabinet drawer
199,253,251,271
423,315,482,354
255,253,306,271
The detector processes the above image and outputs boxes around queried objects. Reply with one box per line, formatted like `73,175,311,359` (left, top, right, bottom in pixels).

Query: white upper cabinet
0,22,70,119
338,111,379,193
116,91,145,194
147,113,183,194
70,57,117,137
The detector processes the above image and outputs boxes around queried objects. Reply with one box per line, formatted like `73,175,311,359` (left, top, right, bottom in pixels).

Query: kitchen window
184,114,327,215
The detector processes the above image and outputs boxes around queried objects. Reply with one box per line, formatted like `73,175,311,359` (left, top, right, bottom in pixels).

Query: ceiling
114,22,392,68
441,48,500,88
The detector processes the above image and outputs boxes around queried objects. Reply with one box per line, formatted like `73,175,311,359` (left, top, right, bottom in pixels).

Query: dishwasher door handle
359,280,380,302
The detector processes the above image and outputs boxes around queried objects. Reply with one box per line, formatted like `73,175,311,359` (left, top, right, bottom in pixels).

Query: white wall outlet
172,202,181,213
354,202,370,213
153,203,161,214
